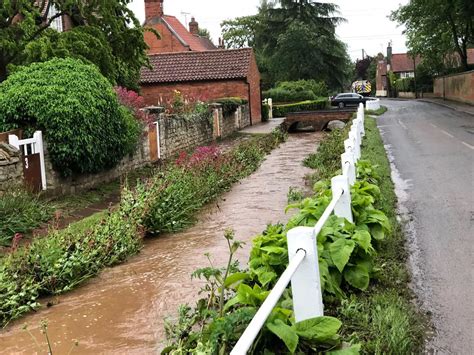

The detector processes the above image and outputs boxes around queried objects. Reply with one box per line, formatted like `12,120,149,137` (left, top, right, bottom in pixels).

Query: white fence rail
366,98,381,111
231,104,366,354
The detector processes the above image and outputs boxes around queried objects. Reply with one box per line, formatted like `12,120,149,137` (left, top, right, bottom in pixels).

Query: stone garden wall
0,143,23,193
0,104,252,196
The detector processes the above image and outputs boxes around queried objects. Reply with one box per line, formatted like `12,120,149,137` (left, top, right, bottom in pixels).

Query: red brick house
140,0,262,123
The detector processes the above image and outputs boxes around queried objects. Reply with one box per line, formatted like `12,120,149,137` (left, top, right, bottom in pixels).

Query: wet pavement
377,99,474,354
0,132,322,354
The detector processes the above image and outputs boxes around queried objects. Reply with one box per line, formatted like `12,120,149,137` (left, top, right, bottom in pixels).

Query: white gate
9,131,47,191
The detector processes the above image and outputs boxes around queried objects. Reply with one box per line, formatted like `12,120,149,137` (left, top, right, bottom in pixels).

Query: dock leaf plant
162,160,388,353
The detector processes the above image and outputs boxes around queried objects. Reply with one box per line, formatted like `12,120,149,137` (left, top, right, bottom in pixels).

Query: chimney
145,0,164,23
387,41,392,65
189,17,199,35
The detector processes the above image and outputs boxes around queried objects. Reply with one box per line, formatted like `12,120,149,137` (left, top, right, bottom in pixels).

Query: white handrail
231,104,366,353
231,249,306,354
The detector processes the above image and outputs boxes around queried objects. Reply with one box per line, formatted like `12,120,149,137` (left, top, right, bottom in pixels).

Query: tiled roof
140,48,253,84
391,53,421,72
34,0,50,17
162,15,216,51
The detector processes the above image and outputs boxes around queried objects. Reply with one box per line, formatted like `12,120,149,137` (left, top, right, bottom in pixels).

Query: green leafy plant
0,58,141,177
0,187,52,246
263,80,329,103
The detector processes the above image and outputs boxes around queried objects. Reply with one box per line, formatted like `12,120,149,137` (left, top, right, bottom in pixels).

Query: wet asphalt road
377,100,473,354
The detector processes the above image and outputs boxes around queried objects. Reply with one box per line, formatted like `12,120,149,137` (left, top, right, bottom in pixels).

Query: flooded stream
0,132,322,354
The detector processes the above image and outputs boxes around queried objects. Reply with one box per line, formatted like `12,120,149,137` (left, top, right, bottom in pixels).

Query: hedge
214,97,248,116
273,99,328,117
0,58,141,177
263,80,328,103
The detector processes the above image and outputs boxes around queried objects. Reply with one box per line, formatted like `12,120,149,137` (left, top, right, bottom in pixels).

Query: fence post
331,175,353,222
349,130,360,161
33,131,47,191
8,134,19,149
341,152,356,185
287,226,324,322
268,98,273,119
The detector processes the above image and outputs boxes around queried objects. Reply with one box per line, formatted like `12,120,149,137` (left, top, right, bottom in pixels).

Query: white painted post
287,226,324,322
8,134,20,150
344,138,354,158
349,130,360,161
341,152,356,185
331,175,353,222
33,131,47,190
268,98,273,119
154,121,161,159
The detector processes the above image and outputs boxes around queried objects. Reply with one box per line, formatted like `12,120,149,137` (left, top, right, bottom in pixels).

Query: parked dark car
330,93,375,108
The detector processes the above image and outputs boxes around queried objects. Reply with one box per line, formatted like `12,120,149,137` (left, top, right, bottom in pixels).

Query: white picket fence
231,104,366,354
366,98,381,111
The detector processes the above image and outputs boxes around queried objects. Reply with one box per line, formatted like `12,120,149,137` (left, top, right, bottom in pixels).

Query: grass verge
365,105,387,116
333,116,426,354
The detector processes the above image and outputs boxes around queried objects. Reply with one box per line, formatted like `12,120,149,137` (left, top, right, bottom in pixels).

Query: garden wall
434,70,474,104
0,143,23,193
41,104,250,196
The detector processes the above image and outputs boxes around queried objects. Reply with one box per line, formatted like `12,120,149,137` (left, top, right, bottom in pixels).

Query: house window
400,72,415,78
47,5,63,32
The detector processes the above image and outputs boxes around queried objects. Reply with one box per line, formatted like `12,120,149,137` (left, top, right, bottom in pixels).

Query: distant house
140,0,262,123
376,43,474,97
29,1,73,32
375,44,421,97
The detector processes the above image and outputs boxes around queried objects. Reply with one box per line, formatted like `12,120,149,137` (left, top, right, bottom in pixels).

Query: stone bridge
282,108,356,132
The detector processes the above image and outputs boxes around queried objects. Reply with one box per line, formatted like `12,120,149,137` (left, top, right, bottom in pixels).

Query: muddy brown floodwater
0,132,322,354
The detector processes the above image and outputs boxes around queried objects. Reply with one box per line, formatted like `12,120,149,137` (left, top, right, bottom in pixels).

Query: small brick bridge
282,108,356,132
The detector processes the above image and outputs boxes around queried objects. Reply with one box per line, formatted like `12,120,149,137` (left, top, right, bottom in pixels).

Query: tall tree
391,0,473,72
221,0,351,90
0,0,152,89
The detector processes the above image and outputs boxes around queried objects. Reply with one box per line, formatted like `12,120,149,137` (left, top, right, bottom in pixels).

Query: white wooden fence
231,104,366,354
8,130,47,190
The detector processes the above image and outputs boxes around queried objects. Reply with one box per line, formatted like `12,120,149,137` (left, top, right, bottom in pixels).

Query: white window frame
47,4,64,32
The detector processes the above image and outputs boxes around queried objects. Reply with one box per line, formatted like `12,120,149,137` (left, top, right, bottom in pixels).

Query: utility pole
362,49,365,60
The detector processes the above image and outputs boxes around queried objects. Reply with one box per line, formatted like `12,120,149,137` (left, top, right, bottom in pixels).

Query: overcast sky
129,0,409,61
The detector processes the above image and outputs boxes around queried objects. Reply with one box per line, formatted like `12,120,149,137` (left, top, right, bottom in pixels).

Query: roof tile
162,15,216,51
140,48,253,84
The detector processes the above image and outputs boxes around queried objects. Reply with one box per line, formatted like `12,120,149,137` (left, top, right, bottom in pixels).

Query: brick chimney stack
145,0,164,23
189,17,199,35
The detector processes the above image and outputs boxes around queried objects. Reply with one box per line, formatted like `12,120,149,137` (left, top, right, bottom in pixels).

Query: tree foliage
221,0,351,90
0,0,151,90
0,58,141,177
391,0,474,72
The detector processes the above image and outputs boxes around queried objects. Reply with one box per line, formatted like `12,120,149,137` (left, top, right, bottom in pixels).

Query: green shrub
394,77,415,92
0,58,141,177
263,80,328,103
0,187,53,246
214,97,248,116
262,103,270,122
263,87,316,103
273,99,328,117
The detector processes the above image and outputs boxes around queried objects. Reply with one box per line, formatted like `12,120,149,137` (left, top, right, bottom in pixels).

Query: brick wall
141,78,261,125
8,105,249,196
433,70,474,105
0,143,22,193
144,21,188,54
247,51,262,124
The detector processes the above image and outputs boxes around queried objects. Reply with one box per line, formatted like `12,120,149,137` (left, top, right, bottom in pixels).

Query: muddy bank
0,132,322,354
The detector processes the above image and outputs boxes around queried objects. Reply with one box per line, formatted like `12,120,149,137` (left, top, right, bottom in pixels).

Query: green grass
365,105,387,116
0,187,53,246
336,116,426,354
303,111,427,353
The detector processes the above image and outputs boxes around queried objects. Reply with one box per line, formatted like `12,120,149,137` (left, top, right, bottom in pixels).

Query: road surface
378,99,473,354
